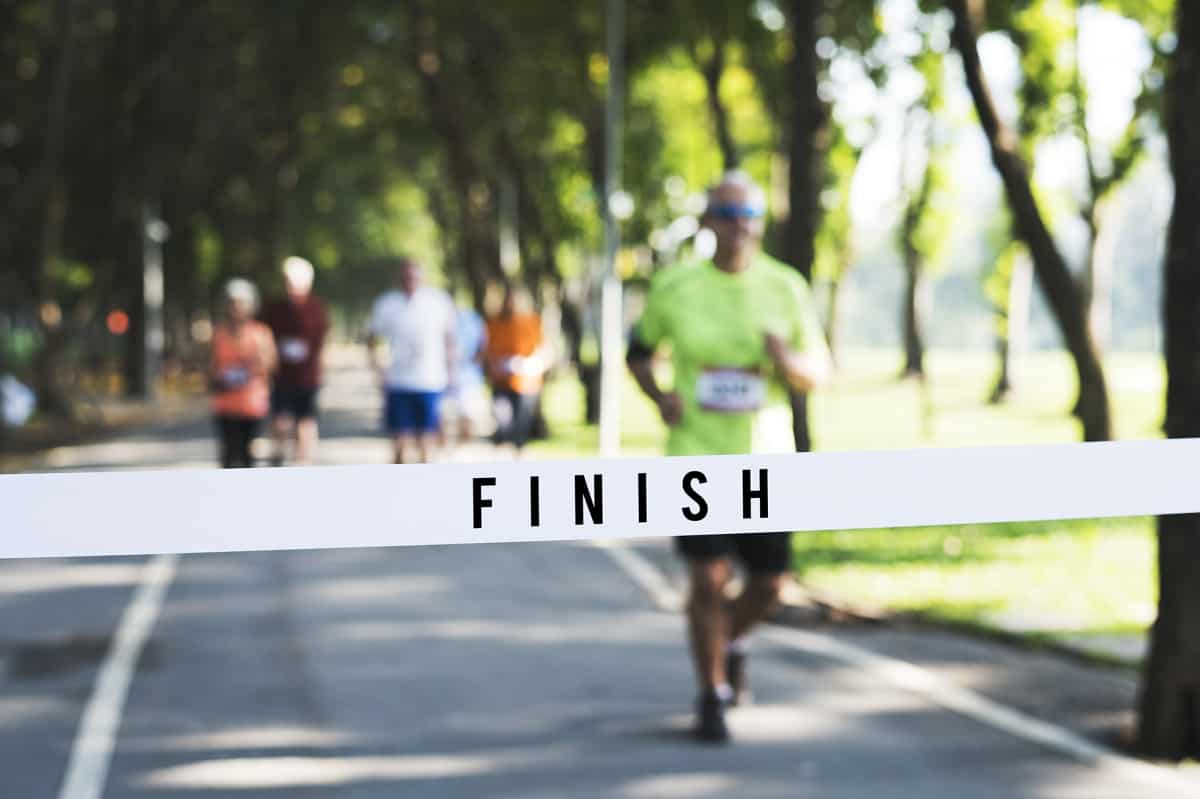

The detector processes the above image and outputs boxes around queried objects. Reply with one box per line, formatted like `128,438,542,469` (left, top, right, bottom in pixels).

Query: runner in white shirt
367,258,457,464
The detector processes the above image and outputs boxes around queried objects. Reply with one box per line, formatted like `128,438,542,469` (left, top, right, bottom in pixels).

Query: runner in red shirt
260,257,330,466
210,279,275,468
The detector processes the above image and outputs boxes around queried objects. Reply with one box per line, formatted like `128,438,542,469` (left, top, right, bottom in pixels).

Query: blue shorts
384,389,442,434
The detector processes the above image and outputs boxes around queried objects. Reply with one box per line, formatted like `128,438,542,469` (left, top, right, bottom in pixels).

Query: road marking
593,539,1197,796
57,554,178,799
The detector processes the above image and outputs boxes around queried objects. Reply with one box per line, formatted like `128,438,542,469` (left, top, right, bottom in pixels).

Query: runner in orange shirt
485,287,546,455
209,278,276,468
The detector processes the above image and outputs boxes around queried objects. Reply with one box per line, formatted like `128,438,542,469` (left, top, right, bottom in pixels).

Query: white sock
714,683,734,702
727,637,750,655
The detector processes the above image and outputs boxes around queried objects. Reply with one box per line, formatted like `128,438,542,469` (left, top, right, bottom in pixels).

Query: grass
532,349,1165,664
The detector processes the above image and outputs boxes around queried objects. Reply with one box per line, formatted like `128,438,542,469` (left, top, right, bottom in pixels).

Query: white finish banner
2,439,1198,559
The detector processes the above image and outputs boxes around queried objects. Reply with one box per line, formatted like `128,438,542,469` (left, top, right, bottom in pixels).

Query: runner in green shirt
627,171,831,743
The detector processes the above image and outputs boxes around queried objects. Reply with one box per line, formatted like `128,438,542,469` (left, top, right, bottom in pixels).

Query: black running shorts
271,386,319,420
674,531,793,575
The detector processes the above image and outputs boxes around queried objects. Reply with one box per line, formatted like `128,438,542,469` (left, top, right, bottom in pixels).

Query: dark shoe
726,651,752,707
694,691,730,744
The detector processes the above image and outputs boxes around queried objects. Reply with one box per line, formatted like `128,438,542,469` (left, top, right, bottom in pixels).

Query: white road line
57,554,178,799
592,539,1197,796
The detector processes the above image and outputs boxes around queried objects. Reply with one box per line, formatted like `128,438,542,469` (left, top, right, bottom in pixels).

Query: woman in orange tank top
485,287,546,453
210,278,276,468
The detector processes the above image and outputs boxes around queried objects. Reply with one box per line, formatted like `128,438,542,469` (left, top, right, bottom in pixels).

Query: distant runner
261,256,330,466
367,257,457,464
485,286,546,456
626,171,831,743
209,278,276,469
443,302,489,447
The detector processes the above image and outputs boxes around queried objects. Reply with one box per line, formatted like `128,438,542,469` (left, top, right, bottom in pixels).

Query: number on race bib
222,367,249,388
696,368,765,413
280,337,310,363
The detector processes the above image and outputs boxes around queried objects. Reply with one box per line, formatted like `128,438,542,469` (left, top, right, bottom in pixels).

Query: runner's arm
764,333,830,393
444,318,458,388
314,302,331,362
366,300,387,382
208,337,223,386
366,335,386,380
627,335,682,425
765,273,832,393
255,326,278,376
627,275,681,424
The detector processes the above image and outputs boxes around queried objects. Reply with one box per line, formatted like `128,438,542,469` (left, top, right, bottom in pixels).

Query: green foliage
814,123,861,282
0,0,1175,379
1011,1,1160,207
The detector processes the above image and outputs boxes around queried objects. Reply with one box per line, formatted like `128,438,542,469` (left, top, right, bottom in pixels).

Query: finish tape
2,439,1198,560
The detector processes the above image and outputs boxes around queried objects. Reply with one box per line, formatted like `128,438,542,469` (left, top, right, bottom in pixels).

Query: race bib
504,355,544,377
280,337,310,363
222,367,249,388
696,368,765,413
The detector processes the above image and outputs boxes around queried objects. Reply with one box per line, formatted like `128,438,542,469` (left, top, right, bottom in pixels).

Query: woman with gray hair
209,278,277,468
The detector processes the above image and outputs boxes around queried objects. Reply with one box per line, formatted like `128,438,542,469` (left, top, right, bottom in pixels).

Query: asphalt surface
2,354,1195,798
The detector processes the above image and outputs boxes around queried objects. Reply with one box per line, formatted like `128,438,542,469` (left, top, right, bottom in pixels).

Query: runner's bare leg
417,432,439,464
271,413,295,464
295,417,318,464
686,558,732,691
729,573,786,641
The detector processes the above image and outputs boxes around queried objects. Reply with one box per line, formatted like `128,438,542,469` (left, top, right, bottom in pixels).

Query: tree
1013,0,1168,354
1135,0,1200,762
948,0,1112,442
983,235,1034,402
781,0,829,453
28,0,77,415
813,122,867,366
897,47,951,379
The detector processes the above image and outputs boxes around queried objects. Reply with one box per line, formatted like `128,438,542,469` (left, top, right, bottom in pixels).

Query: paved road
2,355,1195,797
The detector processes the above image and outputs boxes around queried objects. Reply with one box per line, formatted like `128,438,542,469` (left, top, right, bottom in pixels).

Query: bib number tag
222,367,249,388
280,337,309,363
696,368,764,413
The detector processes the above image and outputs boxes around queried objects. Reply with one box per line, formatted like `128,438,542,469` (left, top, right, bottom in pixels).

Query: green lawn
532,349,1164,664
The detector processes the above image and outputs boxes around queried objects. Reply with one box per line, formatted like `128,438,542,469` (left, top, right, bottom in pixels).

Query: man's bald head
702,171,767,272
395,257,424,294
705,170,766,214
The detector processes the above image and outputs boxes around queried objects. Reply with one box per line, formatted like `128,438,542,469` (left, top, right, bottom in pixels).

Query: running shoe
694,690,731,743
727,651,752,706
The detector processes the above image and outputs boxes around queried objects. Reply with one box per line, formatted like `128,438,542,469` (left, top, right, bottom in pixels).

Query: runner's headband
708,203,765,220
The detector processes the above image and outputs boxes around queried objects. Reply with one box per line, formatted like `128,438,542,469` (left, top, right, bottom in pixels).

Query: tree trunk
410,6,496,305
1136,0,1200,760
122,212,148,397
782,0,828,453
112,0,156,398
901,258,926,378
30,0,78,416
782,0,825,280
1070,202,1112,417
1070,1,1118,359
989,251,1032,403
698,38,740,170
824,276,842,368
898,105,934,379
949,0,1111,441
1083,199,1116,352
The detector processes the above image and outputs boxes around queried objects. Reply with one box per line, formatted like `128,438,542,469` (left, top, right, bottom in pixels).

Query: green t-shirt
633,253,828,456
